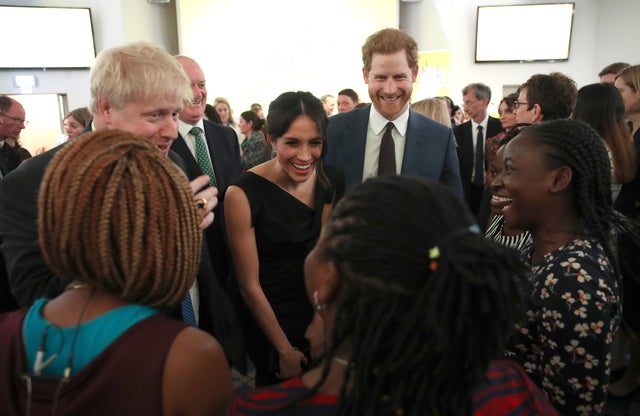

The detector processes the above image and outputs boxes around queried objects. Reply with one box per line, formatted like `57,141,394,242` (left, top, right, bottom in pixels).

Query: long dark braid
519,120,637,275
310,176,530,415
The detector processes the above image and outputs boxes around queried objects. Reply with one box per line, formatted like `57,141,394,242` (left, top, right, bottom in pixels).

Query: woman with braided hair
229,176,557,415
0,130,232,415
497,119,640,414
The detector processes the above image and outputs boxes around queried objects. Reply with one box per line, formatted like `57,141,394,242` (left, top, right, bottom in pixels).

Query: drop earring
313,290,326,311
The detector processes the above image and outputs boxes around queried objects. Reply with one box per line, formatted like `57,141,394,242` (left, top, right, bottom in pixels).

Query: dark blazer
0,142,18,177
170,119,242,287
0,124,246,371
325,105,463,196
453,117,503,207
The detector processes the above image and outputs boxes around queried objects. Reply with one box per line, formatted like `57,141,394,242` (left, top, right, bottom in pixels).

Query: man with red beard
326,28,462,195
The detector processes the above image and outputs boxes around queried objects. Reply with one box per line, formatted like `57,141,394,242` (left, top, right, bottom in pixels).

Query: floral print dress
505,239,620,415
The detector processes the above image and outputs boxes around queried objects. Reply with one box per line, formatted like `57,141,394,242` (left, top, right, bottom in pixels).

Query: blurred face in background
337,95,357,113
215,102,230,125
0,101,26,140
64,115,85,139
498,101,517,130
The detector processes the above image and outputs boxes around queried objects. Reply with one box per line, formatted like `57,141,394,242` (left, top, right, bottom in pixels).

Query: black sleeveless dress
228,166,343,386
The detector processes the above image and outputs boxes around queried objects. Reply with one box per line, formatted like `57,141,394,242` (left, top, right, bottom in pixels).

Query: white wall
1,0,639,119
401,0,640,111
0,0,177,111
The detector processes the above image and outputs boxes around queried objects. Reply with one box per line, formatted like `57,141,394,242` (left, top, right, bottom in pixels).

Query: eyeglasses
514,101,530,110
0,113,28,126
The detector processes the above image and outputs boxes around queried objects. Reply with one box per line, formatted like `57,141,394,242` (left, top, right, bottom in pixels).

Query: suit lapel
401,111,424,174
171,134,204,180
342,109,369,185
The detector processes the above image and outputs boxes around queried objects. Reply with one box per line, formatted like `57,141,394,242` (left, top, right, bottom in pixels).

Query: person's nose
160,115,179,140
491,170,504,192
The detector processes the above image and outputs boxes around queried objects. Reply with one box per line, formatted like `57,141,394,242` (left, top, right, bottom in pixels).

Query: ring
196,198,208,211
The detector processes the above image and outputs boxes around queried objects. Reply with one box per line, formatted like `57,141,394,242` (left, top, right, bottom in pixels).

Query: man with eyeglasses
453,83,503,216
0,96,24,175
514,72,578,125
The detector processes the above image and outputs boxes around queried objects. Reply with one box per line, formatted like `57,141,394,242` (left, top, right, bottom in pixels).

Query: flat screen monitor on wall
475,3,575,63
0,6,96,69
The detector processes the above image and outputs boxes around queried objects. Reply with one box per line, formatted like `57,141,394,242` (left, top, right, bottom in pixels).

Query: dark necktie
474,125,484,186
190,126,217,187
182,291,197,326
378,122,396,176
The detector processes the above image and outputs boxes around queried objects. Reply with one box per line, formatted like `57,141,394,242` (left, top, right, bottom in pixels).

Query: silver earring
313,290,326,311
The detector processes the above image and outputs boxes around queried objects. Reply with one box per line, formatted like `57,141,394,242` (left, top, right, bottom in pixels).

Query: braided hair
312,176,530,415
515,119,632,268
39,129,202,307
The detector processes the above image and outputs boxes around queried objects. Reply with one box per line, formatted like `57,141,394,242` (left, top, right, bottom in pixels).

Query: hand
305,313,325,360
277,348,307,380
190,175,218,230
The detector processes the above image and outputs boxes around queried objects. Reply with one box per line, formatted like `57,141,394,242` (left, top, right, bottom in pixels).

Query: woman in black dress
225,91,343,387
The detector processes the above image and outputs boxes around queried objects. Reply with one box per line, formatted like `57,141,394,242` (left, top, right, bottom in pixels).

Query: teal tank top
23,298,158,376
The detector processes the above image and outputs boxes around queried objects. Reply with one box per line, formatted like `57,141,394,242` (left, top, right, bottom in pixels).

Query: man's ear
97,98,112,125
411,64,419,83
531,103,544,123
362,67,369,85
549,165,572,194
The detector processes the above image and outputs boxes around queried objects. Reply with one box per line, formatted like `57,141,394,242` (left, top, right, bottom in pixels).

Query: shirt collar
369,105,410,136
471,114,489,130
179,118,205,138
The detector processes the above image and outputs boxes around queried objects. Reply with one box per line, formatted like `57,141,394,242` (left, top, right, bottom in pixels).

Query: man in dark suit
0,96,24,174
0,42,245,371
454,83,503,216
172,56,242,290
326,28,462,196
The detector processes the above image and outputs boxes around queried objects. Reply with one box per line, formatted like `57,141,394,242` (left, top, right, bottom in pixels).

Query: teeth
492,195,513,203
382,96,399,102
293,163,311,170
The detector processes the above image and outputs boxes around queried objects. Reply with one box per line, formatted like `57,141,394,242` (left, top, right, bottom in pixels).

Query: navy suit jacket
170,120,242,287
453,116,503,196
325,105,463,196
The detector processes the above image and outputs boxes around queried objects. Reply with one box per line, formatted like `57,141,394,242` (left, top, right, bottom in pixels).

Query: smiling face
497,134,558,232
488,145,511,216
273,115,323,182
176,57,207,125
99,97,182,155
364,50,418,121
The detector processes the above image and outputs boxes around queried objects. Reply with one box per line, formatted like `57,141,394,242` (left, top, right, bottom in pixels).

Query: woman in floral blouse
495,119,640,415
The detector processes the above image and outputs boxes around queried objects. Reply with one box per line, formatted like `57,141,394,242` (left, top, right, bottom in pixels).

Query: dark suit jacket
453,116,503,206
0,142,18,177
170,119,242,288
325,105,463,196
0,124,246,371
